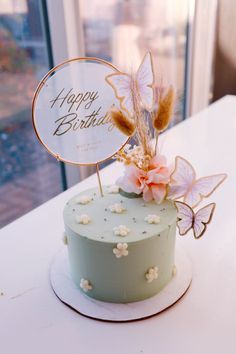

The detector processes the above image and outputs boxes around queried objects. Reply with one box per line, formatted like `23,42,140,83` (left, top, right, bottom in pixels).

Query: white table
1,95,236,354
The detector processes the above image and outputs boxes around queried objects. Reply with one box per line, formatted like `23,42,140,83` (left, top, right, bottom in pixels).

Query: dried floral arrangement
106,52,227,239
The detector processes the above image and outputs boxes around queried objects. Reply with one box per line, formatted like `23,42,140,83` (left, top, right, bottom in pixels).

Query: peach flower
117,154,171,204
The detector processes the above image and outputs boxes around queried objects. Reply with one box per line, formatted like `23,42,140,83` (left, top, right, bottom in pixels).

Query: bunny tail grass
110,107,136,136
153,86,175,132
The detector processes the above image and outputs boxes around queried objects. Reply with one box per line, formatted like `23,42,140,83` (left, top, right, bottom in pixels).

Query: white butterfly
175,201,216,239
168,156,227,208
105,52,154,116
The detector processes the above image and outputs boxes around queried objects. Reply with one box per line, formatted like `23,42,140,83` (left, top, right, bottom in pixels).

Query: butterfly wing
168,156,196,200
185,174,227,208
193,203,216,239
136,52,154,111
105,73,134,115
175,201,194,236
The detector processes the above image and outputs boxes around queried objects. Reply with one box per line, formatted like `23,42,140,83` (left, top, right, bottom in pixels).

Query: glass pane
80,0,188,124
0,0,63,228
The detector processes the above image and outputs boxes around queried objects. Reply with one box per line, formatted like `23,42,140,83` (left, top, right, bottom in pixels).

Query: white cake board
50,246,192,322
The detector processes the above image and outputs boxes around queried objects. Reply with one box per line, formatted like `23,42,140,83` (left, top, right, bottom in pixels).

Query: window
0,0,63,227
80,0,189,124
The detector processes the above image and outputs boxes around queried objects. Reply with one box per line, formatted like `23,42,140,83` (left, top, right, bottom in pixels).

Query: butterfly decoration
105,51,226,240
105,52,154,116
168,156,227,208
174,201,216,239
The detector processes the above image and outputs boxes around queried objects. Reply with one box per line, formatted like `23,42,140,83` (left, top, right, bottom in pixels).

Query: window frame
46,0,89,187
186,0,218,116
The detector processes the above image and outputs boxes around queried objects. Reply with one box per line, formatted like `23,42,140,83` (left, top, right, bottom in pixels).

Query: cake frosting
64,186,177,303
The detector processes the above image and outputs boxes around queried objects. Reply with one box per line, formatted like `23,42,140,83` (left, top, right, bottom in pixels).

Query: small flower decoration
145,266,158,283
116,154,171,204
62,232,68,245
113,243,129,258
80,278,93,292
75,214,91,225
113,225,130,237
75,195,92,205
109,203,126,214
144,214,161,224
107,185,120,194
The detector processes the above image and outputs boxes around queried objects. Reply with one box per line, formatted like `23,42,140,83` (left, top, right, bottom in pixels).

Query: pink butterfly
168,156,227,208
105,52,154,116
175,201,216,239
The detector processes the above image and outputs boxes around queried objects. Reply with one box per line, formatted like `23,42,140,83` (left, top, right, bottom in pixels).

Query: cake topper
105,51,227,239
32,57,129,196
106,52,154,116
174,201,216,239
168,156,226,208
32,52,226,238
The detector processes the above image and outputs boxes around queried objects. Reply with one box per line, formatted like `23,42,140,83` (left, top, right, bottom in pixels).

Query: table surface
1,95,236,354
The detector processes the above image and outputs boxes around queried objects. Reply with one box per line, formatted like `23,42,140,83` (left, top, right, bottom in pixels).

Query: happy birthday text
50,88,99,112
49,88,113,136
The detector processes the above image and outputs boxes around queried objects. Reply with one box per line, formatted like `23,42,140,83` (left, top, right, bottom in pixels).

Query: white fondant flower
75,195,92,205
75,214,91,225
109,203,126,214
113,225,130,236
145,266,158,283
107,185,120,194
62,232,68,245
80,278,92,292
113,243,129,258
144,214,161,224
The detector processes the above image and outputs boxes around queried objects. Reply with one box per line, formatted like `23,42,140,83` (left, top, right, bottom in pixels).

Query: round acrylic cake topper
32,57,129,165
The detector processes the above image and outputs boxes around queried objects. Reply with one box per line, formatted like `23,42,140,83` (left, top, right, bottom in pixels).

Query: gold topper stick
96,163,104,197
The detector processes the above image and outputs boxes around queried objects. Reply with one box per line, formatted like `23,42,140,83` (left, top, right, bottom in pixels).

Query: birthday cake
61,53,226,304
32,52,226,305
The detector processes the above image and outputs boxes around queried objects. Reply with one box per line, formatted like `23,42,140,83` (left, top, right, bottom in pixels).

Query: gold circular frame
32,56,130,166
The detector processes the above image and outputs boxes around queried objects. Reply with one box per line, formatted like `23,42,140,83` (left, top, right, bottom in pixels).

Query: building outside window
0,0,63,228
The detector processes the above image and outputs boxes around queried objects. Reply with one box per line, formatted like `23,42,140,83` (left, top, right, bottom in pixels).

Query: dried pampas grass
110,107,136,136
153,86,175,132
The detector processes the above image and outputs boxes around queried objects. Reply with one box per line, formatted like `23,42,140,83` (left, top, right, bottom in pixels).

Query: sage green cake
63,185,177,303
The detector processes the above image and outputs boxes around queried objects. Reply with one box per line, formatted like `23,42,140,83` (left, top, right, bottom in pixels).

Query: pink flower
117,154,171,204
